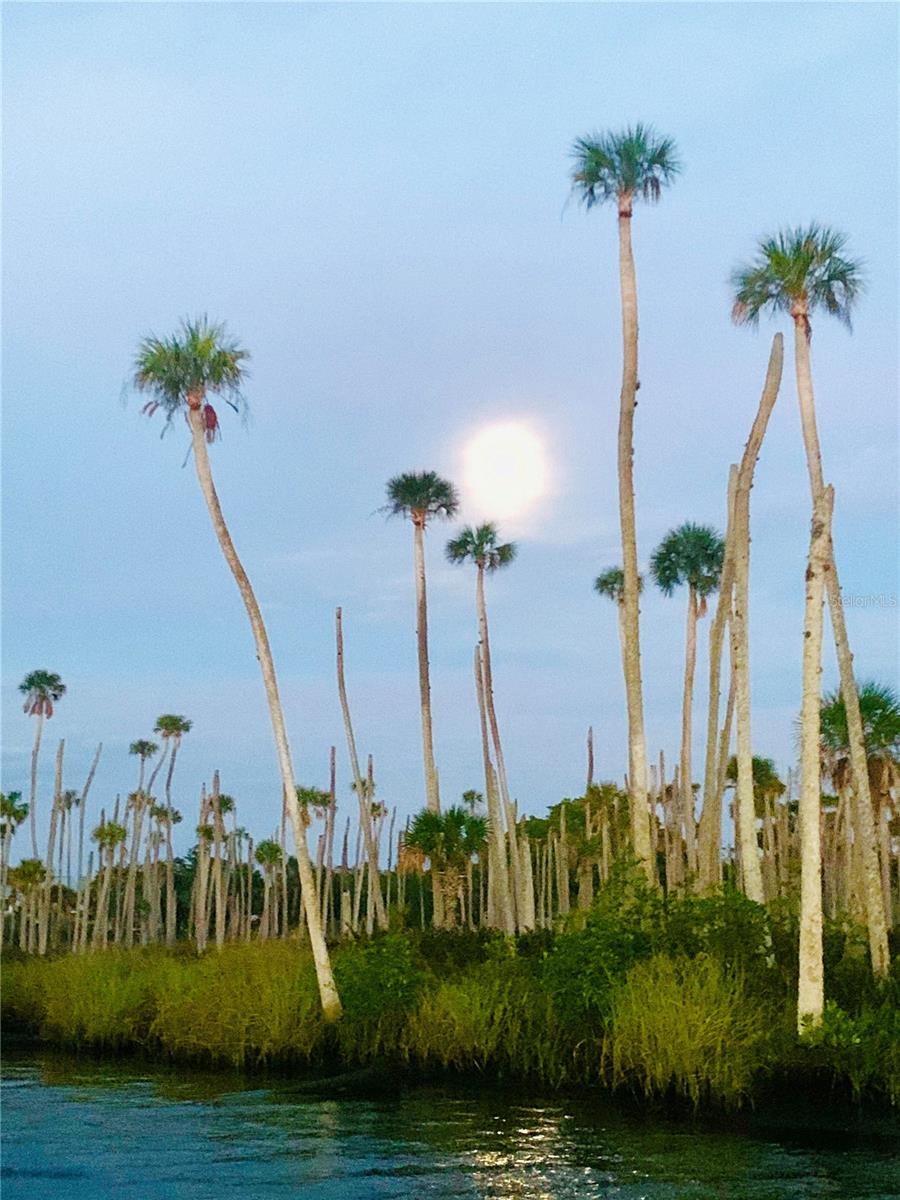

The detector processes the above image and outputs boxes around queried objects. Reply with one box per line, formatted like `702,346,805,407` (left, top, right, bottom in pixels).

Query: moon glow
462,422,549,522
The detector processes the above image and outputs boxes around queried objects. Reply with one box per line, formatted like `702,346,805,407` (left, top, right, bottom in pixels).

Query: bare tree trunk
188,407,340,1019
679,587,699,880
474,645,514,933
28,712,46,859
412,518,441,814
335,609,387,930
615,199,652,878
797,486,833,1031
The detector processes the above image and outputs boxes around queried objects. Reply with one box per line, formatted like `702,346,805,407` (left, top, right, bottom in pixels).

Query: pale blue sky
3,2,898,857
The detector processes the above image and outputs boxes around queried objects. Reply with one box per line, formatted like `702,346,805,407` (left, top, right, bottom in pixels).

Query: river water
2,1049,899,1199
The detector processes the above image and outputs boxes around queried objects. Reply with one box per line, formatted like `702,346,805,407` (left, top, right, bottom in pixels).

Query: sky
2,1,898,861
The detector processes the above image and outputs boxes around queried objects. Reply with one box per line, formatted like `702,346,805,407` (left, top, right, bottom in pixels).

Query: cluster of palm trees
4,124,896,1035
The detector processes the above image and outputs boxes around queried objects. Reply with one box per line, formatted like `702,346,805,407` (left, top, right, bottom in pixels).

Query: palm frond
384,471,460,523
570,123,681,210
649,522,725,597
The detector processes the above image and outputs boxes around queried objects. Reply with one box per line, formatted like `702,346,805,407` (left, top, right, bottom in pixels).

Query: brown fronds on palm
446,522,517,571
571,124,681,215
384,471,459,527
133,316,249,442
19,671,66,717
731,225,864,339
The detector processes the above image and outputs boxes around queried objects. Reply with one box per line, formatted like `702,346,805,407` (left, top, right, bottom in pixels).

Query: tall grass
607,954,770,1107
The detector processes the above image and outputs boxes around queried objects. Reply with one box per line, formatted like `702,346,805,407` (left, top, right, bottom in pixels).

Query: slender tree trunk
679,587,699,881
732,516,764,903
335,608,387,930
412,518,441,814
615,198,652,878
798,486,833,1031
28,712,46,859
188,406,341,1019
792,315,890,977
474,645,514,933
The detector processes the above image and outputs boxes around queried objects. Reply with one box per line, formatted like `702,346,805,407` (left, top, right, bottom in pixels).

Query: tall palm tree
0,792,28,944
254,838,283,939
91,818,128,949
384,471,459,814
9,857,45,952
129,739,159,793
446,522,518,922
132,318,340,1017
650,523,725,881
732,228,889,977
572,124,681,881
154,714,192,947
19,670,66,858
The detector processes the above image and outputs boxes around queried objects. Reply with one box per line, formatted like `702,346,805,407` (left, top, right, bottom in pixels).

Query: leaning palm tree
446,522,518,922
132,318,340,1018
19,670,66,858
732,228,889,977
650,523,725,882
129,739,159,793
384,471,459,814
572,124,680,881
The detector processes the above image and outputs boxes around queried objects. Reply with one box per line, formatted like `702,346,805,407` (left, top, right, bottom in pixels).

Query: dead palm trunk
615,195,652,878
792,314,890,977
679,586,700,880
27,711,46,859
187,404,341,1019
38,740,64,956
413,517,441,814
798,486,833,1031
335,608,387,930
474,645,514,933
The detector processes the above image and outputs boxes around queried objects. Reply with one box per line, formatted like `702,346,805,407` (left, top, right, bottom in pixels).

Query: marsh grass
607,954,769,1107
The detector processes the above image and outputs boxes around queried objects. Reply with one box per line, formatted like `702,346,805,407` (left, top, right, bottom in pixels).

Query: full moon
462,421,549,521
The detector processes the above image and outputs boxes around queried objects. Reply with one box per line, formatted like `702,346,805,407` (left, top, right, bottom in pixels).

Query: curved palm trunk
412,519,441,814
798,486,833,1030
188,408,341,1019
335,608,387,930
793,317,890,977
615,200,652,878
28,712,45,859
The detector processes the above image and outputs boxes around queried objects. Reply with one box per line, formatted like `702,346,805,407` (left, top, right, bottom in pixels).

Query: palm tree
0,792,28,944
129,739,159,793
572,124,681,881
91,819,128,949
9,857,45,952
132,318,340,1018
650,523,725,882
154,714,192,947
384,471,459,815
404,806,487,929
732,228,889,977
254,838,283,939
446,522,519,924
19,670,66,858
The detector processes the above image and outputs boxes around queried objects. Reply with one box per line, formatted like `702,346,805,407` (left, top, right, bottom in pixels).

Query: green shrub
608,953,769,1107
333,934,426,1060
802,999,900,1104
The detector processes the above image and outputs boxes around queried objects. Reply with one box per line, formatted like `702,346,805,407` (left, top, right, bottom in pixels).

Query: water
2,1049,899,1199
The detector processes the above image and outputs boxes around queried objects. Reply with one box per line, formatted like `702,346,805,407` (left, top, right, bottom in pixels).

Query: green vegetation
5,874,898,1110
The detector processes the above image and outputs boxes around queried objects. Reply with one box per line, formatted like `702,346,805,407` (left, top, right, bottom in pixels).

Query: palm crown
19,670,66,717
571,123,680,214
404,805,488,871
129,739,159,761
255,838,283,868
594,566,643,604
384,472,459,528
819,681,900,792
154,714,192,739
446,522,517,571
133,317,248,442
731,225,864,336
0,792,28,830
649,523,725,599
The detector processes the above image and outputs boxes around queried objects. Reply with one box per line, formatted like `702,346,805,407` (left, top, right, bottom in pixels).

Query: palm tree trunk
798,486,833,1031
123,797,145,947
679,586,699,881
335,608,387,930
793,318,890,977
474,645,514,933
187,408,341,1019
615,200,652,879
28,712,45,859
732,511,764,904
413,519,441,814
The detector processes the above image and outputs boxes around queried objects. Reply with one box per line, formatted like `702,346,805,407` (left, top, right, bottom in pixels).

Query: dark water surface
3,1049,899,1199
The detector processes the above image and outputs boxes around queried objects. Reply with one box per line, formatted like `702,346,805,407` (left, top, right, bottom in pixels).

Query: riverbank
4,883,898,1111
